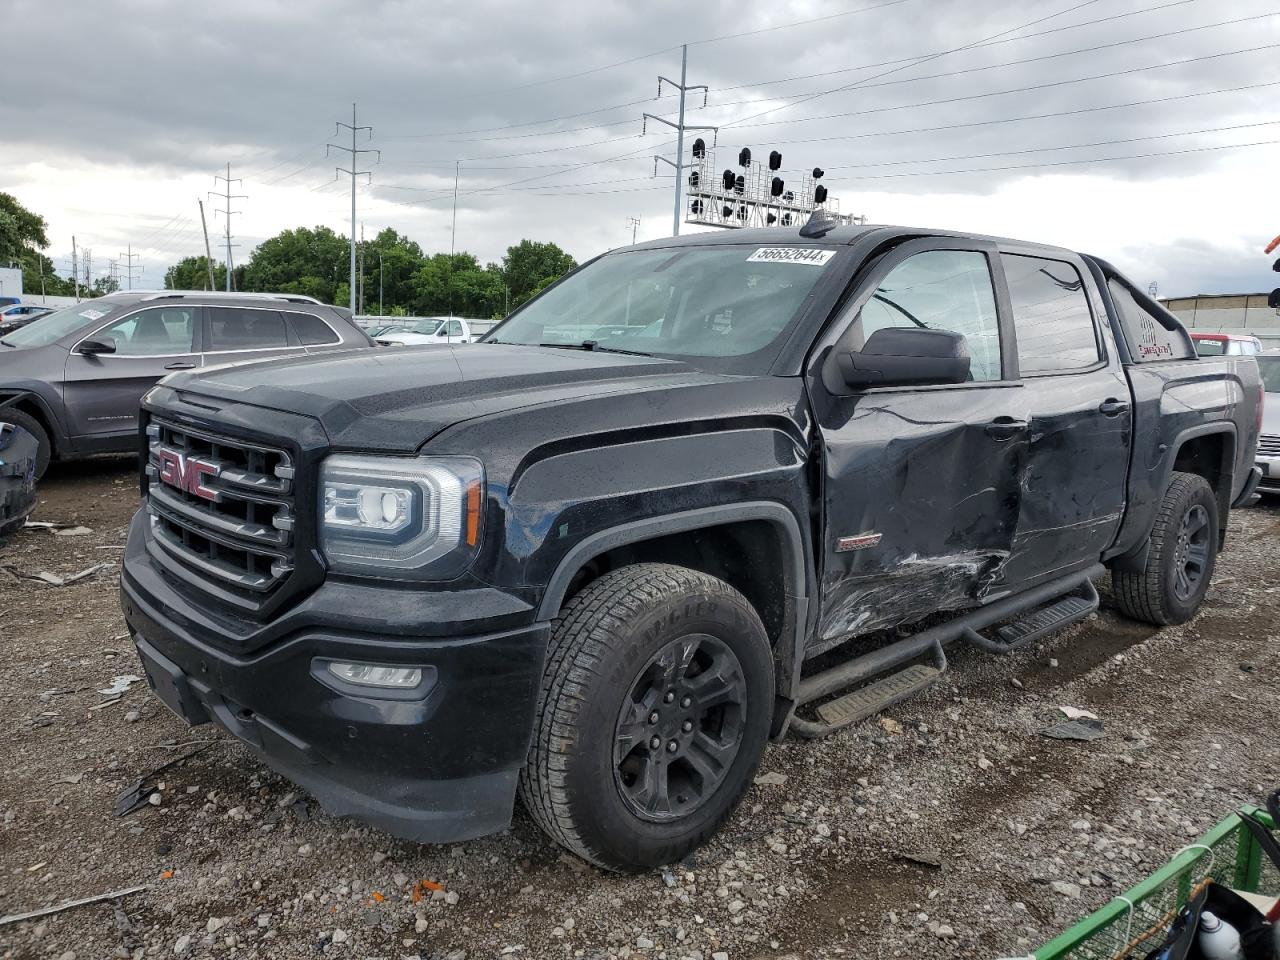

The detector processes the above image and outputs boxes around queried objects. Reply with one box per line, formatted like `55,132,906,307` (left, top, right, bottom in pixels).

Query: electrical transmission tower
117,245,142,289
327,103,379,313
210,164,246,292
627,216,641,245
82,248,94,291
642,45,716,237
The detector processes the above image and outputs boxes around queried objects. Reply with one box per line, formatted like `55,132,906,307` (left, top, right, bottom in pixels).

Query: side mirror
77,337,117,356
828,327,971,392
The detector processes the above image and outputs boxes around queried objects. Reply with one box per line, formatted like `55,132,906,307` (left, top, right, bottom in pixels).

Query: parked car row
0,302,54,335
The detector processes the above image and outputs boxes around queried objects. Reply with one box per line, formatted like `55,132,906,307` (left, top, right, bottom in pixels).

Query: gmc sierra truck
120,221,1263,871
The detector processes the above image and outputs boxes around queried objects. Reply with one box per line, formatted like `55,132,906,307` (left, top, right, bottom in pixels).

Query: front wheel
1112,471,1219,625
519,563,774,871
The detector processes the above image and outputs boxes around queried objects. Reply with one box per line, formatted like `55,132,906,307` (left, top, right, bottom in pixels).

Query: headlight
319,454,483,580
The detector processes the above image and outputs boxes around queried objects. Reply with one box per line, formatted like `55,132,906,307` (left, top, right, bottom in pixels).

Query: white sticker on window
746,247,835,266
79,308,107,321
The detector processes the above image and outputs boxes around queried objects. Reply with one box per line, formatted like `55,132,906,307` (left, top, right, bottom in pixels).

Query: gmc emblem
157,448,220,501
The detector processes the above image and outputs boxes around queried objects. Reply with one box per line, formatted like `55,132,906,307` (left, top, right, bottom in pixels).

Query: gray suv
0,290,373,477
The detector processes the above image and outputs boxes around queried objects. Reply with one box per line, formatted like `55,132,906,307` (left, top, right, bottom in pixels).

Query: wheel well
3,395,57,457
558,520,790,648
1171,431,1233,537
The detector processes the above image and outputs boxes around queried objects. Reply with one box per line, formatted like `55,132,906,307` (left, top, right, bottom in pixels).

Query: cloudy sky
5,0,1279,297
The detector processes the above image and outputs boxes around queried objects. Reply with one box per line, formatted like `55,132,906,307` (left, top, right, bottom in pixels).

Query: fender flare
0,389,65,454
535,501,812,709
1110,422,1237,573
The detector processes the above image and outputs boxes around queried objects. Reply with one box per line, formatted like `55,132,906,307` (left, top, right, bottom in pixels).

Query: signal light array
683,140,860,230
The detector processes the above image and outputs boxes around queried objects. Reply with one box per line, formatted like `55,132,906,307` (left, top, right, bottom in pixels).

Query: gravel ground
1,458,1277,960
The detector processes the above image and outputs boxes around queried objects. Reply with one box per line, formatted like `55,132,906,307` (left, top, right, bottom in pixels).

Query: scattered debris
894,850,944,870
1057,706,1100,721
3,562,113,587
98,675,142,697
115,747,213,817
53,526,93,537
878,716,903,735
1041,717,1105,741
754,771,789,787
0,885,149,927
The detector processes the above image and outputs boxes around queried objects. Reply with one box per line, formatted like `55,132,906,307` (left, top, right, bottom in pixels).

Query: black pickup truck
120,222,1263,871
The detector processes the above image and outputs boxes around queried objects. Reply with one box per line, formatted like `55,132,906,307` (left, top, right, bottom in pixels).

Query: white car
376,317,494,346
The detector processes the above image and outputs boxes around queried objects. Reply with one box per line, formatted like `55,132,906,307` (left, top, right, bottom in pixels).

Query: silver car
0,290,372,479
1258,351,1280,496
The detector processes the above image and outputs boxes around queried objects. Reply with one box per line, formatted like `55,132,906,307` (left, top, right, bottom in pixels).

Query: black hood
162,344,716,452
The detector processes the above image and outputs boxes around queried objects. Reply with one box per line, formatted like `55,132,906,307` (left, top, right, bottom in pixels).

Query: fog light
327,662,422,688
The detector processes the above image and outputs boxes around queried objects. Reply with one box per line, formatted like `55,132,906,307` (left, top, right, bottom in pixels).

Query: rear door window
205,308,289,351
1002,254,1100,374
1107,281,1194,362
288,312,341,345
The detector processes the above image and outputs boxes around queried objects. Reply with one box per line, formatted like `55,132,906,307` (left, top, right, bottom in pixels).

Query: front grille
145,417,297,612
1259,434,1280,457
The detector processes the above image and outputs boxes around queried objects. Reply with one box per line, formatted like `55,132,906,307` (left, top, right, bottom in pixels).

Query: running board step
964,580,1099,655
815,663,943,730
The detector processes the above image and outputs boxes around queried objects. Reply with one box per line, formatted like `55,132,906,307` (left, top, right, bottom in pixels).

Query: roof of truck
626,222,1079,258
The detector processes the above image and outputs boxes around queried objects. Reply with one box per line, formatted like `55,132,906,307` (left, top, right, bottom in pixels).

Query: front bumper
120,510,550,843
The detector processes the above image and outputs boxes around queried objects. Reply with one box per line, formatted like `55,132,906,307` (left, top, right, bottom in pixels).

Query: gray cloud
5,0,1279,292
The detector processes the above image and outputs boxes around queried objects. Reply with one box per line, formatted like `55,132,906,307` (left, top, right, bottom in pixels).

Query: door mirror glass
77,337,117,355
832,327,971,390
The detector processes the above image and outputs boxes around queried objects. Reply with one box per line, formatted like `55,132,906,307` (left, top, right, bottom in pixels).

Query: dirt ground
1,458,1277,960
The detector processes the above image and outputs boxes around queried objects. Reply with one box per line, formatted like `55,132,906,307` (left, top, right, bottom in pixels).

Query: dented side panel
810,386,1026,652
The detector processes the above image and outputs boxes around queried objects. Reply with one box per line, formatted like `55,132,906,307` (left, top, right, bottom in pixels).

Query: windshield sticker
746,247,835,266
79,308,107,321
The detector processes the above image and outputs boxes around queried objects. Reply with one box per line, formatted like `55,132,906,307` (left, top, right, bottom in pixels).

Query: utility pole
449,161,459,318
82,248,93,292
378,251,384,316
117,245,141,290
643,45,714,236
211,164,246,292
71,236,80,301
358,223,365,314
327,103,379,313
197,199,216,290
627,216,641,245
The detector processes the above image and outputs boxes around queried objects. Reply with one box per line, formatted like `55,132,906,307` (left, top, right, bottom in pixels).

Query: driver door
62,305,200,446
805,238,1029,654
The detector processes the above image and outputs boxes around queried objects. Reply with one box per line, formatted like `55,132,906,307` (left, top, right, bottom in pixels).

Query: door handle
984,416,1028,441
1098,397,1129,417
164,362,196,370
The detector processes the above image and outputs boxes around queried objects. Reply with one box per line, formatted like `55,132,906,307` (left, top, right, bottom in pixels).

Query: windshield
1259,356,1280,393
1193,337,1226,357
409,320,446,335
4,300,124,348
487,245,839,372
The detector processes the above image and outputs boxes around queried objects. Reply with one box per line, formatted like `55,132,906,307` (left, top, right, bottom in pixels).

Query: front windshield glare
488,246,836,367
4,301,123,348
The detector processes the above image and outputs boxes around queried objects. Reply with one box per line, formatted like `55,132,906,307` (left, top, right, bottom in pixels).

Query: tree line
166,227,576,317
2,193,578,314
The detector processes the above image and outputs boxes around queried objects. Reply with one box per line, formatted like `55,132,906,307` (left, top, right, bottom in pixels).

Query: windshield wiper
537,340,653,358
0,338,16,348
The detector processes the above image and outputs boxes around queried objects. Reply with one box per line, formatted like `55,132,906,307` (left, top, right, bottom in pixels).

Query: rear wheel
0,407,51,480
1112,471,1218,625
520,563,773,871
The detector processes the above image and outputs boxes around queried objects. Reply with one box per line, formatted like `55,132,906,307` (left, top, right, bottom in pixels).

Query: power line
831,136,1280,183
727,42,1280,133
327,102,379,313
717,0,1108,132
210,163,246,293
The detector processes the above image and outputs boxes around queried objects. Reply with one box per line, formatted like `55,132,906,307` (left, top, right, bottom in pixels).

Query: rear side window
856,249,1003,382
289,312,341,345
1107,281,1194,362
1194,338,1226,357
1002,254,1100,375
205,308,289,351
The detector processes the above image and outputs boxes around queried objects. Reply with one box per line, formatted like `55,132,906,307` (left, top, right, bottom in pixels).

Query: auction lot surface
2,459,1277,960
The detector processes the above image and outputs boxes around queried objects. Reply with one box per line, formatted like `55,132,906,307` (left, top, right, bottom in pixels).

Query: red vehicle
1189,332,1264,357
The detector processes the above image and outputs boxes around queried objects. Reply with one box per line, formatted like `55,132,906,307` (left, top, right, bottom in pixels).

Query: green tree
359,228,425,315
501,239,576,307
0,193,51,266
241,226,350,303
